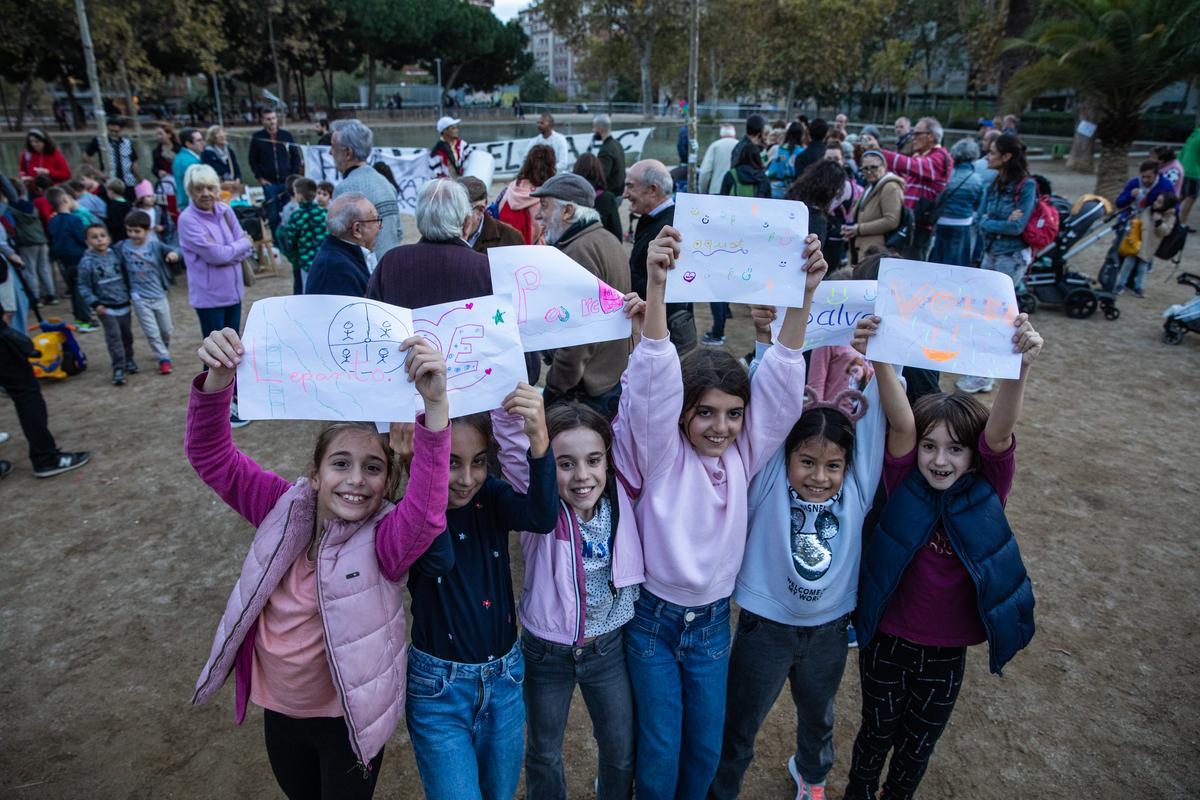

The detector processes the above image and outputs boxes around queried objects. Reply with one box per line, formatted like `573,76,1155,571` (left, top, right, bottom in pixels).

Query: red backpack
1019,178,1059,250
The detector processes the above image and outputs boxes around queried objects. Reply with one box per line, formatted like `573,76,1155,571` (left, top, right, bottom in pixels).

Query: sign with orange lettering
867,259,1022,379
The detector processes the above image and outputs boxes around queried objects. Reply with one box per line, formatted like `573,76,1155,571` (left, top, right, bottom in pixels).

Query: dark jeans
902,226,933,262
666,303,697,354
263,709,384,800
845,633,966,800
708,303,730,338
98,312,134,371
58,261,94,324
0,332,60,468
708,611,850,798
195,304,243,340
928,224,974,267
522,628,635,800
263,181,288,239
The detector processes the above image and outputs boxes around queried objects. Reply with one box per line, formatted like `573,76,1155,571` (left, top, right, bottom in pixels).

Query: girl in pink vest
186,327,451,799
613,226,829,799
493,393,645,800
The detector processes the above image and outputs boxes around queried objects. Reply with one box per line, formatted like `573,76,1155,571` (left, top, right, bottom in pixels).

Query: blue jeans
262,181,289,239
522,628,635,800
929,224,974,267
195,304,242,340
708,303,730,338
708,611,850,798
405,642,526,800
625,590,731,800
1116,255,1150,294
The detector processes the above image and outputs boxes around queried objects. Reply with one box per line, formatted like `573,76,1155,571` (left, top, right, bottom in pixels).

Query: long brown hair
310,422,400,496
991,133,1028,191
518,144,557,187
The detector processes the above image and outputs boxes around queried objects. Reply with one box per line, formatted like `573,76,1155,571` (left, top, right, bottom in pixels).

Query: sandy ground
1,162,1198,798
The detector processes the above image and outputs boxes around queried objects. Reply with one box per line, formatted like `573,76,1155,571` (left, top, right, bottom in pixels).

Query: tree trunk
266,4,286,121
14,78,33,132
639,38,653,119
119,60,140,135
367,52,377,111
996,0,1036,96
1095,142,1130,200
709,48,718,118
322,68,336,113
1066,95,1098,174
784,78,797,119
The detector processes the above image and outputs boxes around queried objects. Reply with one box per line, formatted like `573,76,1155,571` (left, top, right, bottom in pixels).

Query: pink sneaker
787,755,826,800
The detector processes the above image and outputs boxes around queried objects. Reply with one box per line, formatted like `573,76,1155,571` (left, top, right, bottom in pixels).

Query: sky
492,0,528,22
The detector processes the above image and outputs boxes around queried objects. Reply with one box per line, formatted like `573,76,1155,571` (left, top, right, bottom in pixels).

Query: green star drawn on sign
493,309,506,325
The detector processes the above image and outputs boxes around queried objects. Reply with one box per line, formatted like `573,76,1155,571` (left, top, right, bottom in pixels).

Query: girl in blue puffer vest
842,311,1044,800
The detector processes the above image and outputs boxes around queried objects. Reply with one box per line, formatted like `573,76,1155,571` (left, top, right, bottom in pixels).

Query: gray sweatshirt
332,162,402,265
118,239,176,301
735,346,889,627
78,249,131,310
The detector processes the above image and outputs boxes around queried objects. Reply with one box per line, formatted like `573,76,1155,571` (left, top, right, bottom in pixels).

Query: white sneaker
955,375,994,394
787,755,826,800
0,432,9,445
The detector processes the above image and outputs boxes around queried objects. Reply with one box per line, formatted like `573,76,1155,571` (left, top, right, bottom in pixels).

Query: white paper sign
487,245,631,351
1075,120,1097,138
301,128,654,214
866,259,1021,379
770,280,879,351
238,295,417,422
666,193,810,304
411,295,527,418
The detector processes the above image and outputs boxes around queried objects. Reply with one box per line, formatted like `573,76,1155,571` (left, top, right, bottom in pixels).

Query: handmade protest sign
867,259,1022,379
665,193,810,305
488,245,631,351
411,295,527,418
769,280,878,351
237,295,417,422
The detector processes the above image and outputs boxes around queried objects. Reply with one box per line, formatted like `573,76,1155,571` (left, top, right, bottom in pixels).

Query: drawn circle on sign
328,302,412,375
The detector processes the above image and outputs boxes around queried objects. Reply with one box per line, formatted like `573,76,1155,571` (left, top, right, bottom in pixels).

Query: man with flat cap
532,173,631,417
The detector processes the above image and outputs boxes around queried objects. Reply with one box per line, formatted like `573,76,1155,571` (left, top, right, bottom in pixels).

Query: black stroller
1162,272,1200,344
1017,194,1122,321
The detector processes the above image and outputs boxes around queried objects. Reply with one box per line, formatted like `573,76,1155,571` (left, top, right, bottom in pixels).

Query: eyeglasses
356,218,384,228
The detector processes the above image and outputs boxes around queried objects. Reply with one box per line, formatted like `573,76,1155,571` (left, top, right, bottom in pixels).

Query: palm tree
1003,0,1200,198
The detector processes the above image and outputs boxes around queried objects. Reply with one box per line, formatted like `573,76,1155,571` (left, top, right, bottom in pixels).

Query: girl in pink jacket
186,327,451,799
613,226,829,799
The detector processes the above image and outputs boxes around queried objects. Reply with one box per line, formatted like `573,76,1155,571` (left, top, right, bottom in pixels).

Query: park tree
1004,0,1200,198
422,8,533,91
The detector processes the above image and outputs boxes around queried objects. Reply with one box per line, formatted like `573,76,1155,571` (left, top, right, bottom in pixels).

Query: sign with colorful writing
411,295,526,418
770,280,878,351
237,295,417,422
665,193,810,305
867,259,1021,379
487,245,631,351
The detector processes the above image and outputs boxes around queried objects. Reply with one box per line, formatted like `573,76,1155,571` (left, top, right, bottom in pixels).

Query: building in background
518,6,583,99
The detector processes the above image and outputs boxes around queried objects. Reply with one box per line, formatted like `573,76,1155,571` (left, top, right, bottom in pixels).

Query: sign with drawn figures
867,259,1022,379
487,245,631,351
666,193,810,305
770,280,879,351
237,295,417,422
411,295,527,418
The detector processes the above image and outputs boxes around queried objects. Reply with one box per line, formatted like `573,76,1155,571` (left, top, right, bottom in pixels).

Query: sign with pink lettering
867,258,1022,379
236,295,417,422
666,193,810,304
487,245,631,351
412,295,526,418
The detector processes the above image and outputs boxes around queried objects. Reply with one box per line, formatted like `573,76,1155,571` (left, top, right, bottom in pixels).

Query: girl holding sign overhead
186,328,452,799
613,225,827,800
403,388,559,800
843,312,1042,800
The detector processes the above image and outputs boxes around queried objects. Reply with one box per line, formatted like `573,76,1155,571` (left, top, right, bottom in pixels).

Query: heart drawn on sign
683,271,697,283
485,368,492,375
465,302,474,309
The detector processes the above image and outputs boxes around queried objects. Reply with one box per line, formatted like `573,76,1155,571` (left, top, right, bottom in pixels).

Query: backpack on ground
1019,177,1060,251
30,320,88,379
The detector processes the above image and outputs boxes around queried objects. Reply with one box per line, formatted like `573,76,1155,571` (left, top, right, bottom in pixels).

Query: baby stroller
1162,272,1200,344
1017,193,1122,321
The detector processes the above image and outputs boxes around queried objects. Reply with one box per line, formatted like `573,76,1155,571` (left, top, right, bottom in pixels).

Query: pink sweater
612,335,807,606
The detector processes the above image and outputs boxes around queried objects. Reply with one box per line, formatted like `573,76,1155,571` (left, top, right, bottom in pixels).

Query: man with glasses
305,193,380,297
460,177,524,253
329,118,402,261
172,128,206,211
862,117,951,260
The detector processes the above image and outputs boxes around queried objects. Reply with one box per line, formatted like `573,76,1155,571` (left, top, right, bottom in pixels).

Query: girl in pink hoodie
186,327,451,799
612,225,829,799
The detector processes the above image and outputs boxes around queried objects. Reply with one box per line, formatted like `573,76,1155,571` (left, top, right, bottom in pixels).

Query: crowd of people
1,107,1189,800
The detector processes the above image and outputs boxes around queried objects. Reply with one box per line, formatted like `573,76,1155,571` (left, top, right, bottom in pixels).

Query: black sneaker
112,369,126,386
0,459,12,480
126,360,140,374
33,451,91,478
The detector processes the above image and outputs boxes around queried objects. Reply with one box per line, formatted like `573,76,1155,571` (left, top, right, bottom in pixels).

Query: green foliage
520,70,552,103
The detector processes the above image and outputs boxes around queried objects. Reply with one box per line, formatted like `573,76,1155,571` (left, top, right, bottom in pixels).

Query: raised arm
852,316,915,458
486,383,559,535
984,313,1043,453
775,233,828,350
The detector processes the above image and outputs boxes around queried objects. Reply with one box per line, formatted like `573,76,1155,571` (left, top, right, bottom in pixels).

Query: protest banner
866,259,1022,379
666,193,810,305
487,245,631,351
302,128,653,214
411,295,527,418
769,280,878,351
237,295,417,422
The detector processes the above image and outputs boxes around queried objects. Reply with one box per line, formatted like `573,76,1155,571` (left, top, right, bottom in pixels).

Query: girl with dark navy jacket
843,312,1043,800
404,383,559,800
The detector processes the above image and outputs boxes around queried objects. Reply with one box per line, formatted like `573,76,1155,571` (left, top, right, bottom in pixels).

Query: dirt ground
2,161,1198,798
